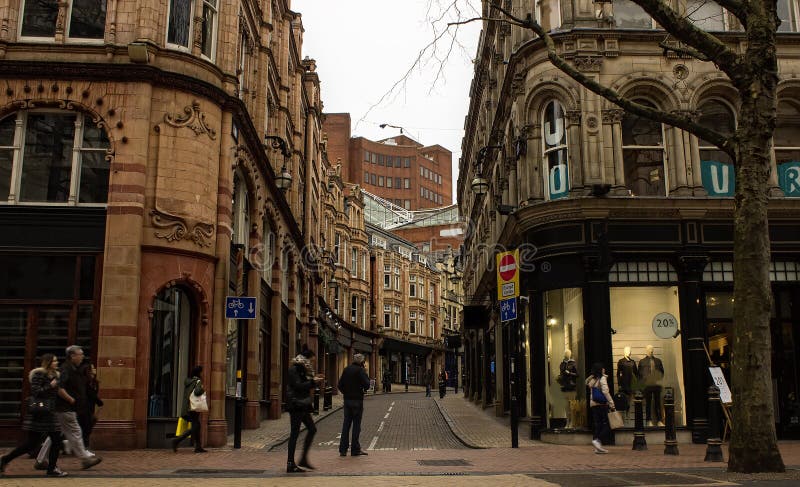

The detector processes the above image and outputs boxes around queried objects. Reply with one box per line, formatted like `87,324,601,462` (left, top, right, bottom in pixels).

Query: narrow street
272,391,465,452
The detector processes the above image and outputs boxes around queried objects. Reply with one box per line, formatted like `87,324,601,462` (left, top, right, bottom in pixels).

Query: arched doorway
147,286,196,447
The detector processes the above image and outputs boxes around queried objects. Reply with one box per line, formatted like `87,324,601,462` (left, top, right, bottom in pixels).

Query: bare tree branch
658,40,710,61
713,0,749,28
487,5,734,156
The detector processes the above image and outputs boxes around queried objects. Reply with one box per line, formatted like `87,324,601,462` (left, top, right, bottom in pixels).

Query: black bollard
632,390,647,450
323,385,332,411
663,387,679,455
704,386,724,462
313,386,320,415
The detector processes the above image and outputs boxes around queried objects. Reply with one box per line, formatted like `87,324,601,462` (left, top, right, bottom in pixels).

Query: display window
610,286,686,427
544,288,585,429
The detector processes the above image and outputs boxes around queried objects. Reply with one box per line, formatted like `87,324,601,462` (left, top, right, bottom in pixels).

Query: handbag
608,410,624,430
189,383,209,412
27,396,50,417
591,386,607,404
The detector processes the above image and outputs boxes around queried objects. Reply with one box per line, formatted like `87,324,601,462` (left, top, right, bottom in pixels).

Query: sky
292,0,482,205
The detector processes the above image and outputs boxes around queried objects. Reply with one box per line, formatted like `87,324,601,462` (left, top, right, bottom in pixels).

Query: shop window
687,0,725,31
610,286,686,427
149,287,193,418
775,101,800,197
609,262,678,283
542,100,569,200
771,262,800,281
544,288,585,429
0,112,110,204
20,0,106,40
703,261,734,282
698,100,736,196
614,0,654,28
623,101,667,196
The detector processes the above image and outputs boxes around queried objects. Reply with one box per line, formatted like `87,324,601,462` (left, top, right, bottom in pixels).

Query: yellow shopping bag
175,417,191,437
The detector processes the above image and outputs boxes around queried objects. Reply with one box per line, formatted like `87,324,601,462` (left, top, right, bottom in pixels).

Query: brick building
324,113,453,210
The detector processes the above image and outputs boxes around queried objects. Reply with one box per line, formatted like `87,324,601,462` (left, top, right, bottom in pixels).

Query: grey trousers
37,411,93,462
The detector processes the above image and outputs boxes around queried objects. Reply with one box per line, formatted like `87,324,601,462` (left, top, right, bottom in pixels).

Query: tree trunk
728,8,785,473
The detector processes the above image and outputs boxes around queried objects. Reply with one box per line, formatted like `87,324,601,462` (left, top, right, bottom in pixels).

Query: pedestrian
286,346,323,473
423,369,432,397
586,362,615,454
40,346,102,470
438,370,447,398
78,363,103,450
338,354,371,457
1,354,67,477
382,369,391,393
172,365,207,453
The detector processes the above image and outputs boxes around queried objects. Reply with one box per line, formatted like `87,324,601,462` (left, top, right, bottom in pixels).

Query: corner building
0,0,329,449
459,0,800,443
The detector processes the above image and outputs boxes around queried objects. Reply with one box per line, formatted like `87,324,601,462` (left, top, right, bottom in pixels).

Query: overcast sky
292,0,482,204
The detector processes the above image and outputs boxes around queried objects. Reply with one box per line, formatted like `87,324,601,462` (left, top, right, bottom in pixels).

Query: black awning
381,337,433,356
337,334,352,348
463,305,489,329
353,341,372,353
353,332,371,345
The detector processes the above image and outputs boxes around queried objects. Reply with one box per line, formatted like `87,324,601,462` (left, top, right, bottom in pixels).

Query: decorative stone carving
573,55,603,72
673,64,690,80
671,109,699,122
164,100,217,140
601,109,625,124
585,115,599,131
151,207,215,247
565,110,582,125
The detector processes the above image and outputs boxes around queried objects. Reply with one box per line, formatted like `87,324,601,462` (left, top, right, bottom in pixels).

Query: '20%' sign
652,312,679,339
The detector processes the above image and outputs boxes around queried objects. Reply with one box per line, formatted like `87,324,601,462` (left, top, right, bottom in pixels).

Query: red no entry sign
499,253,517,281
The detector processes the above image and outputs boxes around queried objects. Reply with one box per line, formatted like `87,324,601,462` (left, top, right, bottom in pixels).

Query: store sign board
652,312,679,339
701,160,735,197
709,366,732,404
496,249,520,300
778,161,800,197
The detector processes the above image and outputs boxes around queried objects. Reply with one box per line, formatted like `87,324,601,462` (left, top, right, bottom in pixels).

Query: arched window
542,101,569,200
231,171,250,252
0,111,110,204
698,99,736,196
148,287,193,419
775,101,800,197
622,101,666,196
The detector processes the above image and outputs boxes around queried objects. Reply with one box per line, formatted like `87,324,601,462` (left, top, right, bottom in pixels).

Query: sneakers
46,467,68,477
62,440,72,456
591,439,608,454
34,461,49,471
286,463,305,473
81,456,102,470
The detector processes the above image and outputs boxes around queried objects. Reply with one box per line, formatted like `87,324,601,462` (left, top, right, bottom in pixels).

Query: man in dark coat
338,354,371,457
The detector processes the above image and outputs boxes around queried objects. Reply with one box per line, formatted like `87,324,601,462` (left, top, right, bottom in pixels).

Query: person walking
1,354,66,477
286,347,322,473
44,346,101,470
438,370,447,399
382,369,391,393
586,362,615,454
338,354,371,457
423,369,433,397
172,366,206,453
78,363,103,450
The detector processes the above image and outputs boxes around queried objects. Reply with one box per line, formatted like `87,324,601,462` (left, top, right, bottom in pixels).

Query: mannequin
638,344,665,426
558,349,579,392
617,346,638,395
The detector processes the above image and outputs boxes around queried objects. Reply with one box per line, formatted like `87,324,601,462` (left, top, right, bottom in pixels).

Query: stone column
244,259,261,429
601,108,627,195
269,256,284,419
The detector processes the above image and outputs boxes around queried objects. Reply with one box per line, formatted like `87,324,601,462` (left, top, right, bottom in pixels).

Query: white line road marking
412,447,435,451
367,436,379,451
384,413,390,419
372,448,397,451
391,402,395,406
388,406,393,411
377,421,385,432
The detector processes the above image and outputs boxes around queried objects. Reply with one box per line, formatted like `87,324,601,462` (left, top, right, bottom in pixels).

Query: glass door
773,289,800,438
0,309,28,420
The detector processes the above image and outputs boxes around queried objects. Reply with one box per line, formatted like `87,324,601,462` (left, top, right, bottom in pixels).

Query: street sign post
496,249,520,301
225,296,257,320
500,297,517,322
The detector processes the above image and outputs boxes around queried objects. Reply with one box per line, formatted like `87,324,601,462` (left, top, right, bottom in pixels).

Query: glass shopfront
544,288,585,429
610,286,686,427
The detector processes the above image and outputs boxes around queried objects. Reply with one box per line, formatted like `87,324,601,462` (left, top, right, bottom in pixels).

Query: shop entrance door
772,289,800,438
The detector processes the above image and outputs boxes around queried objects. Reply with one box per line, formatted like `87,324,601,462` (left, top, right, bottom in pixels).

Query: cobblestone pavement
434,393,537,448
272,391,465,452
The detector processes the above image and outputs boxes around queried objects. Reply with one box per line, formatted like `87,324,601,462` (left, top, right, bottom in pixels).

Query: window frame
19,0,107,44
542,100,569,201
622,98,669,197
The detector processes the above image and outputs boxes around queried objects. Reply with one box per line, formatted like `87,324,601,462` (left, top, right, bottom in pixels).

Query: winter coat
23,368,60,433
286,356,315,413
586,374,615,409
338,363,371,401
180,376,205,418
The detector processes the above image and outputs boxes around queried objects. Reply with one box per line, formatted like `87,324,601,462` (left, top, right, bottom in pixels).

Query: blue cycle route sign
225,296,257,320
500,297,517,322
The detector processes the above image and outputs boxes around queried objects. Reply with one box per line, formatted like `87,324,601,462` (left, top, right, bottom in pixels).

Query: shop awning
353,340,372,353
381,337,433,356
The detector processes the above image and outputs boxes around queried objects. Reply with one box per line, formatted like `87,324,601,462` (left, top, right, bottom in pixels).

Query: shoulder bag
27,396,50,417
608,410,624,429
189,381,209,412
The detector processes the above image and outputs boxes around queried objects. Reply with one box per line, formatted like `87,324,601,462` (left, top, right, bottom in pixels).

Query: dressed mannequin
638,344,665,426
617,346,638,394
558,349,579,392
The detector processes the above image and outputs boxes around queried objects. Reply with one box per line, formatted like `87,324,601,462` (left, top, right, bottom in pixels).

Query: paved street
272,391,464,452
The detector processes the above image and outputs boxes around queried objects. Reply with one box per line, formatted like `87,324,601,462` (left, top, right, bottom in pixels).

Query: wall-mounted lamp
379,123,404,134
470,176,489,196
546,315,558,327
264,135,292,191
328,275,338,288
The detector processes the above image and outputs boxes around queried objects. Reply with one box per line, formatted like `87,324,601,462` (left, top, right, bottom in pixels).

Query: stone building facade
459,0,800,442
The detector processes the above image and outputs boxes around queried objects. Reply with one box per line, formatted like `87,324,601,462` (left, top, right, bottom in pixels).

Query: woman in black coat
1,354,65,477
285,347,322,473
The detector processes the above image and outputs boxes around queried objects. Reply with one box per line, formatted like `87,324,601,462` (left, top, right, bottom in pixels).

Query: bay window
21,0,106,40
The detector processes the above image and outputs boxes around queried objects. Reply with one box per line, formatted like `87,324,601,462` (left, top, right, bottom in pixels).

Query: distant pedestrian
42,346,101,470
1,354,66,477
338,354,371,457
286,347,323,473
78,363,103,450
438,370,447,398
172,366,207,453
423,369,433,397
382,369,391,393
586,362,615,454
